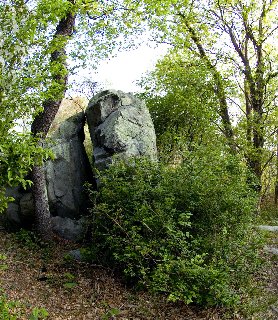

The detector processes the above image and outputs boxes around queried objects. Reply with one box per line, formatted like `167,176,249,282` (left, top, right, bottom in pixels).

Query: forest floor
0,226,277,320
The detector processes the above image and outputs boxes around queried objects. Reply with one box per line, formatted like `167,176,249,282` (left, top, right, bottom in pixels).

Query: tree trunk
31,2,76,240
183,20,236,153
275,130,278,205
31,165,52,241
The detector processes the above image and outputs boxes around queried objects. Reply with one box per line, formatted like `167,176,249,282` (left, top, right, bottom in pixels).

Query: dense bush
87,156,264,307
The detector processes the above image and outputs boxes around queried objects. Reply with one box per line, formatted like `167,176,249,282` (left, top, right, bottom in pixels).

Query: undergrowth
260,199,278,224
0,289,48,320
86,157,267,316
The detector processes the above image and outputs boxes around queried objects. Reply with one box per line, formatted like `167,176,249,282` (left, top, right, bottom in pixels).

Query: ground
0,227,277,320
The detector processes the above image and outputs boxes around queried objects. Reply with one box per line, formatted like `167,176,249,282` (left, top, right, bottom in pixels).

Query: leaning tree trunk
275,130,278,206
31,2,76,241
182,19,236,153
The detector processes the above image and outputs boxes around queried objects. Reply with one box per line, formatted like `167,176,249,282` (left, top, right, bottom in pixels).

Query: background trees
140,51,220,163
133,0,278,192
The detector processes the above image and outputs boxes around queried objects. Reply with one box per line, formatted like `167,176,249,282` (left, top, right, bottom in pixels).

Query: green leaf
63,282,77,289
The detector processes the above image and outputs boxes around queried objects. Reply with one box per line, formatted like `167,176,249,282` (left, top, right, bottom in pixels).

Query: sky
70,43,169,97
95,45,168,92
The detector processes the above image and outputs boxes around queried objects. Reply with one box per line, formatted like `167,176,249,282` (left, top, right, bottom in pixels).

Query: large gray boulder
4,100,93,241
3,92,158,242
45,111,92,219
86,90,157,170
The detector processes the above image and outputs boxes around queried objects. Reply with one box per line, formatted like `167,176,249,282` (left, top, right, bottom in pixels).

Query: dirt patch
0,230,227,319
0,229,276,320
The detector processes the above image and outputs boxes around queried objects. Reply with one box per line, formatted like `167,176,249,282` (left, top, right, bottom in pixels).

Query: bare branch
262,24,278,43
87,11,108,20
262,151,276,172
227,97,245,113
265,71,278,83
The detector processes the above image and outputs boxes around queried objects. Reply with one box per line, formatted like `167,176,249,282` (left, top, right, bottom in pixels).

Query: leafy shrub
87,156,264,307
0,290,19,320
0,133,53,214
0,289,48,319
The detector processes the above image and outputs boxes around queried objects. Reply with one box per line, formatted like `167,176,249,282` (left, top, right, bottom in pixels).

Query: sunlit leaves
0,0,147,213
140,50,219,160
0,1,61,212
136,0,277,186
36,0,73,23
0,132,51,212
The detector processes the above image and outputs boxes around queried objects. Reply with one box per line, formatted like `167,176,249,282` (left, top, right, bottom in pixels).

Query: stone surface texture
51,216,88,242
4,92,157,241
258,225,278,232
86,90,157,170
4,99,92,240
45,111,92,219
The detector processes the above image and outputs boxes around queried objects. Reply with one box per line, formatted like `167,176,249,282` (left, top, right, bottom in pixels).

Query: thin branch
262,24,278,43
227,97,245,113
262,151,276,172
242,16,258,50
87,11,108,20
265,71,278,84
265,127,278,140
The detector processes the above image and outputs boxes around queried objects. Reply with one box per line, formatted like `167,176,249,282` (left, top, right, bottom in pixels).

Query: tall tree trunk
31,2,76,241
226,3,266,191
182,19,236,153
275,129,278,206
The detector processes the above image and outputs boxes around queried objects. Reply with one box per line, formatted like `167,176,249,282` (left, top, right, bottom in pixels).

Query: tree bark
31,2,76,241
222,3,267,190
182,20,236,153
31,165,52,240
275,130,278,205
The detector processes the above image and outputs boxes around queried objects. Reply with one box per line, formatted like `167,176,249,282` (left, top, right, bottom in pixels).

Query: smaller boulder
51,216,88,242
4,187,34,229
5,203,21,226
20,193,34,218
67,249,83,261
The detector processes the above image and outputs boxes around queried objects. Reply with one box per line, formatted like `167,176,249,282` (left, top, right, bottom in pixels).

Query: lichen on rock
86,89,157,170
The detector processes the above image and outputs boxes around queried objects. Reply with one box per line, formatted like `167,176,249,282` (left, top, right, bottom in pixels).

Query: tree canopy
134,0,278,189
1,0,277,216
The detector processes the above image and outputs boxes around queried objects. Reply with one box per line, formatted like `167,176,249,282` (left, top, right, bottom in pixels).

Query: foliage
62,272,78,290
87,155,264,307
101,305,120,320
29,307,49,320
139,50,219,161
132,0,278,186
13,229,42,250
0,289,48,320
0,134,53,213
0,291,20,320
0,254,8,272
260,199,278,224
0,1,54,212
